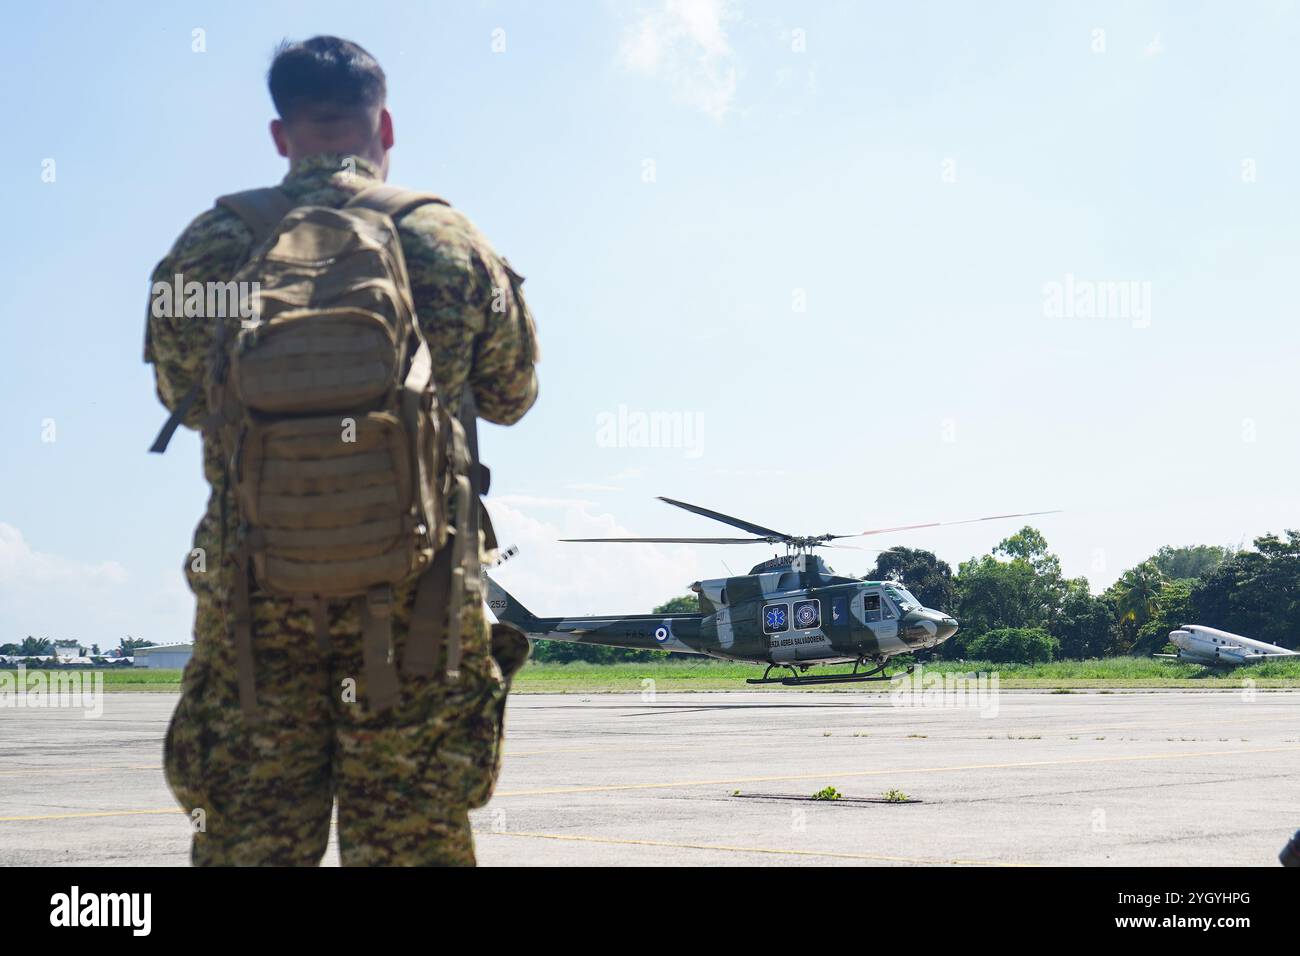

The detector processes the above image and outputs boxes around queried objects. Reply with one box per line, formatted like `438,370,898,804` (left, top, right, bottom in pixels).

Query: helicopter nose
901,610,958,648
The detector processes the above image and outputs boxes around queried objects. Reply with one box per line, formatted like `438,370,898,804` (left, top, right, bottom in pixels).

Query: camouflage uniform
145,154,539,866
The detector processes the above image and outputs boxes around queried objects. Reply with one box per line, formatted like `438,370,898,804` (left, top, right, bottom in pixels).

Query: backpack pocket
232,308,398,414
236,412,431,596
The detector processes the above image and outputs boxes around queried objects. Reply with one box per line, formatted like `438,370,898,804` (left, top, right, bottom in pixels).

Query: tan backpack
152,184,492,718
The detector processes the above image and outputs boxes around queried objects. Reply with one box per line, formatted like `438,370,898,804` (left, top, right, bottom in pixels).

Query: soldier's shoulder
398,198,479,238
397,200,497,274
163,202,255,267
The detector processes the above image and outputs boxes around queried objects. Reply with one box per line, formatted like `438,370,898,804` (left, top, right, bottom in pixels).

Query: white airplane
1155,624,1299,667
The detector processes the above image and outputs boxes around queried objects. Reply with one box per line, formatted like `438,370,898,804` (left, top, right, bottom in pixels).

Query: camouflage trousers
164,581,510,866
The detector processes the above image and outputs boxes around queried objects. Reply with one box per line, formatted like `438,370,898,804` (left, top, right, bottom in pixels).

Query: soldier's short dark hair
268,36,386,122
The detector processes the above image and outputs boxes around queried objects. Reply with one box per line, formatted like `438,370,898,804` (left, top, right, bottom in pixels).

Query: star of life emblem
764,605,788,633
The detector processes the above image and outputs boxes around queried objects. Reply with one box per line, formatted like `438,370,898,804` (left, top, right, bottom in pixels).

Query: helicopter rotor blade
831,509,1063,540
561,500,1061,551
655,497,791,541
559,536,773,545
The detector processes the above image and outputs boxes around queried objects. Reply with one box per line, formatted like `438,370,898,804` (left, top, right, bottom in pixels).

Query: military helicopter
485,497,1059,685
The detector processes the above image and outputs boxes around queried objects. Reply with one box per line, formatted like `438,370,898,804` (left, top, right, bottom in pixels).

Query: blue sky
1,0,1297,646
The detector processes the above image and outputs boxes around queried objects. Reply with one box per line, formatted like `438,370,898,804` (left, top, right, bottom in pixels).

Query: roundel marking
655,625,670,643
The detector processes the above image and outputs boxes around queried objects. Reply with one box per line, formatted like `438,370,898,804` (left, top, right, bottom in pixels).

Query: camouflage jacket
145,153,539,597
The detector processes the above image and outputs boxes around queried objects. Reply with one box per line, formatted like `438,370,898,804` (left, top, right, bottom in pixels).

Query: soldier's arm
143,207,253,428
400,205,539,426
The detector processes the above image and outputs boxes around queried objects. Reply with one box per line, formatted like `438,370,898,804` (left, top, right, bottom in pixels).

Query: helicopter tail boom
484,573,706,654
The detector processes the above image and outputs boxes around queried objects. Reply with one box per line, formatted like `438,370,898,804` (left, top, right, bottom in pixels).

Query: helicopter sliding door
790,598,834,661
759,598,837,662
760,600,797,663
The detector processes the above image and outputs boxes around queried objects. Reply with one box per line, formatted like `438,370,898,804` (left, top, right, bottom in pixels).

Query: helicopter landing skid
746,660,911,686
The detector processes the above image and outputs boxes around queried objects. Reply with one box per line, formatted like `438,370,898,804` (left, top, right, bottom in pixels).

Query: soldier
145,36,538,866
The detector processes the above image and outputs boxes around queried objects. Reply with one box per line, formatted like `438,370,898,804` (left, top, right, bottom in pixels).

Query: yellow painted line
494,744,1300,797
486,830,1027,867
0,808,179,822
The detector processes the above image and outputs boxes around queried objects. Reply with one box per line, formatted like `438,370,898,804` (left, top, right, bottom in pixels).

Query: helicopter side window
881,595,898,620
762,603,790,634
862,593,881,623
793,600,820,630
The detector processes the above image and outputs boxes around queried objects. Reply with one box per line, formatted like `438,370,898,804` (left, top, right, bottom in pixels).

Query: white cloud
711,467,789,479
618,0,741,120
0,522,135,645
487,495,706,616
564,482,625,493
0,523,128,592
1143,33,1165,58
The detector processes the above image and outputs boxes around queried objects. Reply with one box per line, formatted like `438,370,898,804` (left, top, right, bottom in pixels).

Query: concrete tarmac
1,689,1297,866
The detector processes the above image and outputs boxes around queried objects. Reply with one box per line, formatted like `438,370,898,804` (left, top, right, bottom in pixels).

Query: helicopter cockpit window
862,593,881,622
885,587,921,613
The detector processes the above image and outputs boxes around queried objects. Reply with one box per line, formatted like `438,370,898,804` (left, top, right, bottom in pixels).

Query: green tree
1189,531,1300,650
529,640,660,664
653,595,698,615
997,527,1067,617
1132,578,1197,655
950,526,1065,655
1051,579,1116,658
866,547,954,612
1149,544,1234,580
952,553,1042,645
1112,561,1166,633
995,527,1062,581
18,636,54,656
965,627,1059,663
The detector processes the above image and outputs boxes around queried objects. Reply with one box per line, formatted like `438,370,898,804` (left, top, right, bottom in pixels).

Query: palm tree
18,636,55,656
1115,561,1166,630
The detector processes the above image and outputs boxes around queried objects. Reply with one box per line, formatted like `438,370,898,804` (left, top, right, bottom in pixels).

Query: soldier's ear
270,118,290,158
378,108,394,152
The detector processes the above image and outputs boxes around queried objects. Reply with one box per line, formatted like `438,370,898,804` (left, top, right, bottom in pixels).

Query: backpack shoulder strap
346,184,448,221
149,187,292,455
215,187,295,246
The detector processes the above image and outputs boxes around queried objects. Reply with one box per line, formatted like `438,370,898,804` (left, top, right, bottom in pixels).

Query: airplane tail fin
484,572,542,634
